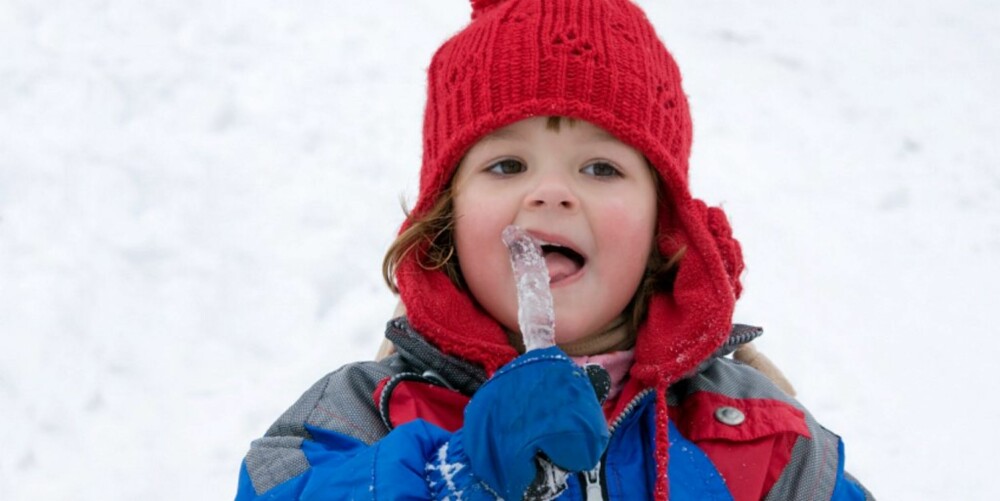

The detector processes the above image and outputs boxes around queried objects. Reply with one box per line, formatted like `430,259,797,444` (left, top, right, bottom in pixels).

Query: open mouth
540,244,586,283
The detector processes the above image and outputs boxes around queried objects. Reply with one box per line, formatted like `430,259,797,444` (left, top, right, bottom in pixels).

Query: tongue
544,252,582,282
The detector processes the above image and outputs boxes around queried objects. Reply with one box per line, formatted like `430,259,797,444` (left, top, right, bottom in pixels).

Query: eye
581,161,621,177
486,158,526,175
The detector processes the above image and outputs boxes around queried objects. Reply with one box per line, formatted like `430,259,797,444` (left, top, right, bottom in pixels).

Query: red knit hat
396,0,744,387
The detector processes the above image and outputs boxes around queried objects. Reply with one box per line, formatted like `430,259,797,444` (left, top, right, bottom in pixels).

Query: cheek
454,196,508,265
453,195,520,330
595,197,658,284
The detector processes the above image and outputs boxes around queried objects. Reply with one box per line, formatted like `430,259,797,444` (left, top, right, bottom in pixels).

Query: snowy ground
2,0,998,499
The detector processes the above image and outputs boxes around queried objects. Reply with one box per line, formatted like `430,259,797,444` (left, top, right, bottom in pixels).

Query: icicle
501,225,556,352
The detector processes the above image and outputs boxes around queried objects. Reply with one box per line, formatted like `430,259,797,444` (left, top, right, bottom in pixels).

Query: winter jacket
235,318,872,500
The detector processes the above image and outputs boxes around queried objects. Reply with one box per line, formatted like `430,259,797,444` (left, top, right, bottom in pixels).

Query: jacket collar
386,317,488,396
385,317,762,395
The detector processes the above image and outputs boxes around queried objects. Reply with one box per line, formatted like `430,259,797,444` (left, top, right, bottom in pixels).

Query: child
236,0,872,499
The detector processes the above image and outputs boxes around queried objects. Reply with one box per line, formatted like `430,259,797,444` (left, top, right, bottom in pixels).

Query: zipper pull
582,461,603,500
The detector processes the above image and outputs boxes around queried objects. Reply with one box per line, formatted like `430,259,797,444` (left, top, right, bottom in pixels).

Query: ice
502,225,556,352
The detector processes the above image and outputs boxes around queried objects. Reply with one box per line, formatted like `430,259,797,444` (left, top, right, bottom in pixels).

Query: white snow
1,0,997,499
426,442,466,499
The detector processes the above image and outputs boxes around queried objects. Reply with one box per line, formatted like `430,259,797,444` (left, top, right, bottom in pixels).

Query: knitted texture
396,0,743,387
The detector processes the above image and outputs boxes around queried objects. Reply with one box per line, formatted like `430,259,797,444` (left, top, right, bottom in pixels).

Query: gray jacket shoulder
265,356,405,445
242,357,403,495
680,355,801,403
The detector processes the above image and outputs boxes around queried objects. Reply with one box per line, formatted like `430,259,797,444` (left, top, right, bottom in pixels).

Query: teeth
532,236,582,262
540,243,585,266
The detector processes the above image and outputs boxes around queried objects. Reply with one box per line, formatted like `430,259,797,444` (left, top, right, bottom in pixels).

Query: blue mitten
428,346,610,499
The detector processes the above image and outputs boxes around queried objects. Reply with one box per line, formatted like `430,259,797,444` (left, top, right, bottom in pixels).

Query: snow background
2,0,997,498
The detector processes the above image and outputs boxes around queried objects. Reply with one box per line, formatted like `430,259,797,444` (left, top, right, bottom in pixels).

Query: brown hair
382,188,463,295
381,117,685,336
627,239,685,332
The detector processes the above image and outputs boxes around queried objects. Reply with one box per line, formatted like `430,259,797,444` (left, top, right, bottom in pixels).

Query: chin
552,322,592,345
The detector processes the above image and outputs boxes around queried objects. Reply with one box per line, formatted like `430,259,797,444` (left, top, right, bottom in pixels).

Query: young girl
236,0,871,499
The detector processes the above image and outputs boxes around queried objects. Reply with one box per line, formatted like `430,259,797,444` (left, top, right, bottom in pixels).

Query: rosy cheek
597,202,656,274
602,199,655,239
453,202,520,331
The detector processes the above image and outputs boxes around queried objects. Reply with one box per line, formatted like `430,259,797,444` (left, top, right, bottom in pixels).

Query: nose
524,173,578,211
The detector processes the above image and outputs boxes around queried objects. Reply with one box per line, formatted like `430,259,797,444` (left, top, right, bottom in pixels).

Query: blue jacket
236,319,871,500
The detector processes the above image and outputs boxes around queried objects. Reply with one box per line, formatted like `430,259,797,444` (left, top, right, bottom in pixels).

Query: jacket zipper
581,461,603,500
577,389,654,500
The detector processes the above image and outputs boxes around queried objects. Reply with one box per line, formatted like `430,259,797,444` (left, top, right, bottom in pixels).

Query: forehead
480,116,619,144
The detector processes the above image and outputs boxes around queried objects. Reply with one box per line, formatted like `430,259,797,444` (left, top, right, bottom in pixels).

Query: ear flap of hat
698,200,744,299
631,198,743,386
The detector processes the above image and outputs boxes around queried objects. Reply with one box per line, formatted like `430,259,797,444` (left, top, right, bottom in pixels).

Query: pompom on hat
395,0,744,387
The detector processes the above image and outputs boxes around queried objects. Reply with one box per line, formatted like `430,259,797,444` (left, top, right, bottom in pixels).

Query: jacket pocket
670,392,811,501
